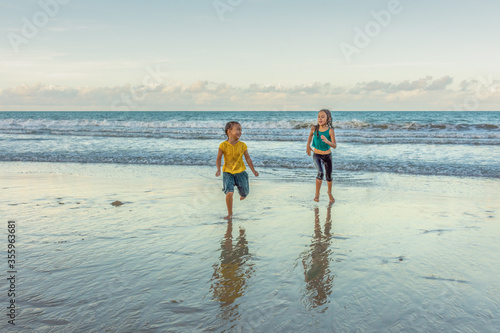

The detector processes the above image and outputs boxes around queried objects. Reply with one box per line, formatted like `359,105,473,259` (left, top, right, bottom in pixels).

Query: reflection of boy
211,224,252,306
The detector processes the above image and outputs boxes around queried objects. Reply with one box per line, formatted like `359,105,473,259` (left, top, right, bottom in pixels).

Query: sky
1,0,499,111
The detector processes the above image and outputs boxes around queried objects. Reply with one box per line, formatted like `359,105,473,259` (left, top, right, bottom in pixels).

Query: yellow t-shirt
219,141,247,174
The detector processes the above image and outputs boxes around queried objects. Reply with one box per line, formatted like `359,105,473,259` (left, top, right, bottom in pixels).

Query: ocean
2,111,500,332
1,111,499,178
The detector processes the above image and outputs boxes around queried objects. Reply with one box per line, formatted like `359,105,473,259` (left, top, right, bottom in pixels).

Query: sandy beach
1,161,499,332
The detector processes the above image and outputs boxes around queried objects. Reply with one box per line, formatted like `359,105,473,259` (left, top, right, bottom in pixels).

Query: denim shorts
222,171,249,197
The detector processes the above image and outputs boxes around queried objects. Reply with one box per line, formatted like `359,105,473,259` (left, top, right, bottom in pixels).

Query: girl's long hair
314,109,333,137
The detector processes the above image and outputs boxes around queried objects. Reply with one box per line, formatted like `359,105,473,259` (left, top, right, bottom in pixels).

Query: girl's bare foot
224,215,232,220
328,192,335,203
313,195,319,202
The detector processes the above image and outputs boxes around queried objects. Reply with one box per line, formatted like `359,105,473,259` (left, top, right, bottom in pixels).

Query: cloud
349,80,391,94
426,76,453,90
189,80,209,93
394,76,433,91
1,77,499,111
350,76,456,94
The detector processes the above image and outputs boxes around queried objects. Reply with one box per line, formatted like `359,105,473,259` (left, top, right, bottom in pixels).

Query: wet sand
1,162,499,332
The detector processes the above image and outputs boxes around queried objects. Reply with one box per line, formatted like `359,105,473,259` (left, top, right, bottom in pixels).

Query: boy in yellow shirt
216,121,259,220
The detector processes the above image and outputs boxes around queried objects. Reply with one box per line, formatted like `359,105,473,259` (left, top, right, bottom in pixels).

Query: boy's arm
243,150,259,177
215,148,223,177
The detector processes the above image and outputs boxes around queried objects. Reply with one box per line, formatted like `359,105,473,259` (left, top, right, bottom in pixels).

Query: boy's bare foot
328,192,335,203
313,195,319,202
240,196,246,201
224,215,232,220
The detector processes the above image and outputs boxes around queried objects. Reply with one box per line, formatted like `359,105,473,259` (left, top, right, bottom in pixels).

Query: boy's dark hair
314,109,333,137
224,121,241,138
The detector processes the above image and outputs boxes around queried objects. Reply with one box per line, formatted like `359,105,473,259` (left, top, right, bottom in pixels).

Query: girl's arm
321,128,337,149
329,128,337,149
306,126,314,156
243,150,259,177
215,148,223,176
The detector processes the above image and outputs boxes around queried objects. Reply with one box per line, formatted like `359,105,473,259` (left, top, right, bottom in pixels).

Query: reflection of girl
302,206,334,309
306,109,337,203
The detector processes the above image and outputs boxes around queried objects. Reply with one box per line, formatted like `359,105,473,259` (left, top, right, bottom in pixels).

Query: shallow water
1,162,499,332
